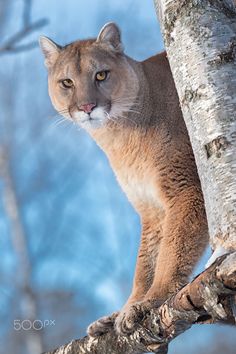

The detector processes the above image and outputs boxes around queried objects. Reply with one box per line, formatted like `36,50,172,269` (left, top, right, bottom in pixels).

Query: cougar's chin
72,107,108,130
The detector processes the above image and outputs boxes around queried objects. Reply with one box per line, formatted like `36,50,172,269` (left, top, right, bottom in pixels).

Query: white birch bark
153,0,236,262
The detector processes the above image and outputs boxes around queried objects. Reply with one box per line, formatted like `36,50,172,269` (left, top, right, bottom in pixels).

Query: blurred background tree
0,1,235,353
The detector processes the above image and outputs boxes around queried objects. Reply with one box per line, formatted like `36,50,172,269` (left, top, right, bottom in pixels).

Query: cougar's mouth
72,106,109,129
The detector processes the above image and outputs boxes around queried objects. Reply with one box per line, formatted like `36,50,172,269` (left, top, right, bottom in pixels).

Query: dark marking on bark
181,85,207,105
196,314,212,322
164,0,196,45
186,294,198,309
208,39,236,66
204,136,231,159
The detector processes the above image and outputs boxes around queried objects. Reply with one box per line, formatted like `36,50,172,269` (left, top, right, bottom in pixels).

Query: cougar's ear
96,22,123,53
39,36,61,68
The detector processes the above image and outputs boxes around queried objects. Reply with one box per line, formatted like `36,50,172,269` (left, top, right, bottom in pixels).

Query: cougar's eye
61,79,74,88
95,71,109,82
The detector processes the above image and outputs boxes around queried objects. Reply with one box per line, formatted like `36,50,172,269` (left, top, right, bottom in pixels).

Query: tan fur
40,23,208,335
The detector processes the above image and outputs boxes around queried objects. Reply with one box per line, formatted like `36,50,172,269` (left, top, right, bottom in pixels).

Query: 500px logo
14,319,55,331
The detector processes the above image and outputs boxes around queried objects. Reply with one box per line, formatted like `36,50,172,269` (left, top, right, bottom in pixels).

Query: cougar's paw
87,312,119,337
115,300,158,336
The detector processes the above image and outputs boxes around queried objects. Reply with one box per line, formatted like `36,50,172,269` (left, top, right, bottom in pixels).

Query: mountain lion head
40,23,139,130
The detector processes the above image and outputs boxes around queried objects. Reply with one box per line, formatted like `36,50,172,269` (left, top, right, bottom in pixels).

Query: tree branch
0,0,48,54
43,253,236,354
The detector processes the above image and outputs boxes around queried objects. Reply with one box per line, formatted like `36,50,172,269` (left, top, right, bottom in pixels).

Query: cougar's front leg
88,209,164,337
87,230,153,337
114,209,164,334
125,213,164,304
144,187,208,303
115,188,208,336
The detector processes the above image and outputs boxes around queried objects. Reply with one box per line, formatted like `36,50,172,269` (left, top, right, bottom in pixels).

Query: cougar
40,22,208,336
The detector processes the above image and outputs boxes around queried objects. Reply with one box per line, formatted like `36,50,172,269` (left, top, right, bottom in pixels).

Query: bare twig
0,0,48,54
44,253,236,354
23,0,32,27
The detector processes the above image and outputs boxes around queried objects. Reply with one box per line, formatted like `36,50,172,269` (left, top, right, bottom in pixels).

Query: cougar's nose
79,102,96,113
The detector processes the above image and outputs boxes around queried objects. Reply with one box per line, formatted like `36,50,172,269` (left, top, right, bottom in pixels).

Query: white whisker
111,96,139,102
106,110,137,126
53,117,69,127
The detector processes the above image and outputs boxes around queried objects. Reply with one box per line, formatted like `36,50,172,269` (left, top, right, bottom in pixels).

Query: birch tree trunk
153,0,236,263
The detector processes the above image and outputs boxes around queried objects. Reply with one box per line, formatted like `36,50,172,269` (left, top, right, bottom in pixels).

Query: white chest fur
116,168,163,210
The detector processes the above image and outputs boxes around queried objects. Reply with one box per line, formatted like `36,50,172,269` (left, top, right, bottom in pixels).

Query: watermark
14,319,55,331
